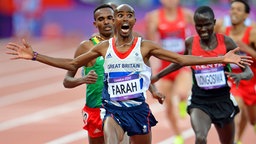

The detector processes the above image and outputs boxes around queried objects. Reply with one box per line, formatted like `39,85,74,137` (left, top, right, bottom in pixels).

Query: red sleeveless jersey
190,34,230,97
157,7,189,80
225,27,256,85
225,26,256,105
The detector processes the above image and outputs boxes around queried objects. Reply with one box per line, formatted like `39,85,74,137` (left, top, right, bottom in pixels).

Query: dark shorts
187,94,240,128
102,102,158,136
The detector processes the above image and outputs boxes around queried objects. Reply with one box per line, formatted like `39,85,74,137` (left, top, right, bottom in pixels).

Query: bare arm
148,84,165,104
144,10,159,41
237,28,256,58
6,39,103,71
151,63,183,83
63,40,98,88
146,60,165,104
224,35,254,85
214,18,224,33
151,37,191,83
142,39,252,68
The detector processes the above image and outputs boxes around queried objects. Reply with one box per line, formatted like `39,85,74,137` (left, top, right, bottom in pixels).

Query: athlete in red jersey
216,1,256,143
152,6,253,144
145,0,194,143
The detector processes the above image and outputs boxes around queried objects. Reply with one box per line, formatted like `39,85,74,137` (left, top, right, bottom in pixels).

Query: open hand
225,71,242,87
223,47,253,68
6,39,34,60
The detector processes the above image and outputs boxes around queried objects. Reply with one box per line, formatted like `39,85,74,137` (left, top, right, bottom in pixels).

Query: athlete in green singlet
62,5,114,144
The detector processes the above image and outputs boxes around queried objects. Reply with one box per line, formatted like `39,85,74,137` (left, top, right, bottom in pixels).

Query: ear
93,21,97,28
244,13,249,21
213,19,216,25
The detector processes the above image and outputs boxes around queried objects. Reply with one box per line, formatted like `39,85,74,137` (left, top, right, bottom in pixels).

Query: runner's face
229,2,248,25
115,5,136,37
194,12,215,41
160,0,180,9
94,8,114,37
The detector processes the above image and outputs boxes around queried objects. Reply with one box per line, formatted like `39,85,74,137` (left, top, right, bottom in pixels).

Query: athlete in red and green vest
62,4,115,144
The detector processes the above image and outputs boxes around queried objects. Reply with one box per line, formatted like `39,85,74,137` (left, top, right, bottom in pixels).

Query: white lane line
0,82,66,107
0,99,83,131
45,102,166,144
46,130,87,144
0,67,62,88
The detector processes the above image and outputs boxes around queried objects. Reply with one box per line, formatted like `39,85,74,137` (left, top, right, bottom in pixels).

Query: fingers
6,52,18,55
6,43,19,51
158,96,165,104
85,71,98,84
232,47,240,52
237,63,245,68
153,93,165,104
241,58,253,64
240,55,252,59
22,39,30,47
237,57,253,67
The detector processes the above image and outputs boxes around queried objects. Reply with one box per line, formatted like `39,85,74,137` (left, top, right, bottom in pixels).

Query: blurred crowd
0,0,255,39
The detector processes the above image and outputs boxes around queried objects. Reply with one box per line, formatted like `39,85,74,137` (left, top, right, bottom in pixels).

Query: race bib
108,74,142,101
195,67,226,90
162,38,184,53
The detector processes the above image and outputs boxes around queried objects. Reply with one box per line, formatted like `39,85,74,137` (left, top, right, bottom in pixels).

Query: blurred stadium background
0,0,255,40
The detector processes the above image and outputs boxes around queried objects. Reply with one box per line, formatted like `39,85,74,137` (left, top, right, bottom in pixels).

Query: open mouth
104,26,112,31
200,33,209,39
121,24,130,33
231,15,238,22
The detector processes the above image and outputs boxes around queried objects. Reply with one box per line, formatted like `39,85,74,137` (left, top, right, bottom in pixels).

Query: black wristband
32,51,38,61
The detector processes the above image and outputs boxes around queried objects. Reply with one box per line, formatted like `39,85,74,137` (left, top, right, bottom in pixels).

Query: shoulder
74,40,93,58
249,26,256,42
141,39,162,50
181,7,193,16
145,8,159,17
181,7,194,23
185,36,194,50
214,18,225,33
145,8,159,22
222,34,237,51
249,26,256,36
185,36,194,44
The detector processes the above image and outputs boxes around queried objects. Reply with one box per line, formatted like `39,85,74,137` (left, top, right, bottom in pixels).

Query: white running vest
103,37,151,102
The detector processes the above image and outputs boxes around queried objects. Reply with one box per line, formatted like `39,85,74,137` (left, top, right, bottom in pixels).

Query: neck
115,35,134,47
99,34,113,40
200,34,216,47
164,7,178,16
231,23,246,35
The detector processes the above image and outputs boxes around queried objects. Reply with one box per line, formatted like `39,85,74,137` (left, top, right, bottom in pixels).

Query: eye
107,16,113,20
97,17,104,22
127,14,133,18
117,14,123,18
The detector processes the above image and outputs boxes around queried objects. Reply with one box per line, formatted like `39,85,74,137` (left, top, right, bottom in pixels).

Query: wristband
32,51,38,61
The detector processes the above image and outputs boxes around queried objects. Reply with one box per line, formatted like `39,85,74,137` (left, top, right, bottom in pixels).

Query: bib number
162,38,184,53
195,67,226,90
108,74,142,101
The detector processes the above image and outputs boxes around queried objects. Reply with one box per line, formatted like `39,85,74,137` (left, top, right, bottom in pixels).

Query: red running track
0,37,255,144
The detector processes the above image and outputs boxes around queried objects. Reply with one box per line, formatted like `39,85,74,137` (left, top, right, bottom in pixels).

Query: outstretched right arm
6,39,102,71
